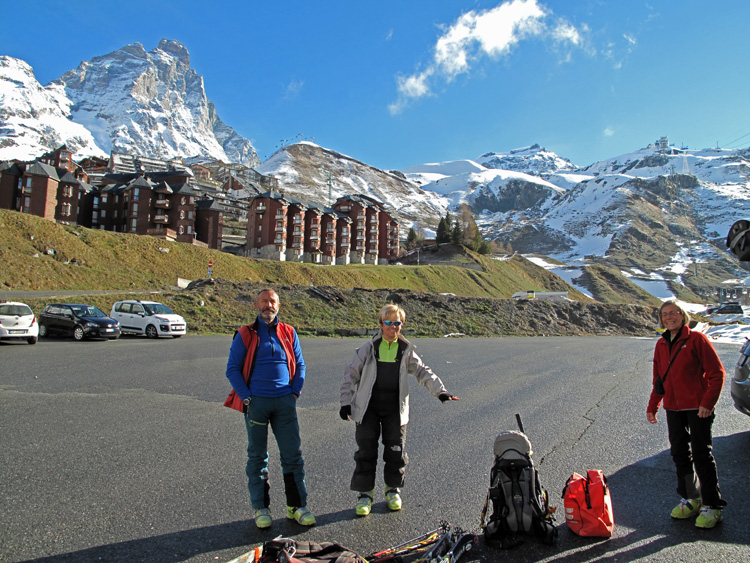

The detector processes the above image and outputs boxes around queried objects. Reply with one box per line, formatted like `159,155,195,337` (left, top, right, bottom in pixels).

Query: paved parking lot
1,335,748,562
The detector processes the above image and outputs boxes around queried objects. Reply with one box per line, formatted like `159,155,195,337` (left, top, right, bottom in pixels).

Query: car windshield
143,303,174,315
0,304,32,316
71,305,107,318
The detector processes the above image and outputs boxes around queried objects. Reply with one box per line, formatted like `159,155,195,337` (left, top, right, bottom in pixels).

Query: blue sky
3,0,750,170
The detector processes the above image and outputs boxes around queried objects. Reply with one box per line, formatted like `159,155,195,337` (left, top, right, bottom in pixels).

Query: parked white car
110,300,186,338
0,301,39,344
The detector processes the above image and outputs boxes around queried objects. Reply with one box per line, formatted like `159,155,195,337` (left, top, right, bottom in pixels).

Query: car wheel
73,326,85,341
39,324,48,338
145,325,159,339
28,336,38,345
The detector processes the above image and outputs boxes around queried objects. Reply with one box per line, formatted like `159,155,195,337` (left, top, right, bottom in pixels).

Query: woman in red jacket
647,300,726,529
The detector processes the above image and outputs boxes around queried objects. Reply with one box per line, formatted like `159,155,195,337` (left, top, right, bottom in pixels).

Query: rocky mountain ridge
0,40,258,166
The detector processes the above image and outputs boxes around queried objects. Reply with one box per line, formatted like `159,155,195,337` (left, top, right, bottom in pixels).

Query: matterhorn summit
52,39,259,166
0,39,259,166
0,56,106,160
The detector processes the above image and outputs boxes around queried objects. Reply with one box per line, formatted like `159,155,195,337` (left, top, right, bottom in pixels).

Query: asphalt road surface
1,334,749,563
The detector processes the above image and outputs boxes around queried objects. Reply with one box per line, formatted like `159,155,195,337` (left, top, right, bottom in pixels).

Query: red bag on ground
561,469,614,537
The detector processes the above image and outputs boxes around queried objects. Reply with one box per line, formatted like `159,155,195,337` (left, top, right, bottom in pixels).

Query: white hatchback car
110,300,186,338
0,301,39,344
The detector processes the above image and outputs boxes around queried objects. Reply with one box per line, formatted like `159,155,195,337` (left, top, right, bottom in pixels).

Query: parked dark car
39,304,120,341
733,340,750,417
706,302,747,317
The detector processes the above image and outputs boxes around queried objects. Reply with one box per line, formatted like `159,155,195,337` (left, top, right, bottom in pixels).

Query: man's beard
260,309,276,321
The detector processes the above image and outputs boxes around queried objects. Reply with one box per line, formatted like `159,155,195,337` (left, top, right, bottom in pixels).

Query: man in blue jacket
225,288,315,529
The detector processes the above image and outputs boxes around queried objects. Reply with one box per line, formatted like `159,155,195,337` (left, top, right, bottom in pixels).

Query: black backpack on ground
480,429,557,549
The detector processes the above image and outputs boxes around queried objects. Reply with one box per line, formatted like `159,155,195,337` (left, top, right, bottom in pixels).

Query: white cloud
552,21,581,46
389,69,434,115
390,0,587,113
283,78,304,100
604,32,638,70
603,126,615,137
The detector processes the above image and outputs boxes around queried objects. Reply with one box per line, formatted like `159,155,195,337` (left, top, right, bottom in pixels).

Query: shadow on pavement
21,433,750,563
21,508,359,563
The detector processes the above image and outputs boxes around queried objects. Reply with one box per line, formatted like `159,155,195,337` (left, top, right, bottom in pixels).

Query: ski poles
387,524,478,563
366,523,448,562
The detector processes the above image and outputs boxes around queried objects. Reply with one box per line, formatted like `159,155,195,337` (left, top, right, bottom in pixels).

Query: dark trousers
244,394,307,510
666,409,726,508
350,401,408,493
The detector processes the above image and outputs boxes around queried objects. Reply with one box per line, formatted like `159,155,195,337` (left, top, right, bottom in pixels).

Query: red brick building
245,192,397,264
0,150,225,250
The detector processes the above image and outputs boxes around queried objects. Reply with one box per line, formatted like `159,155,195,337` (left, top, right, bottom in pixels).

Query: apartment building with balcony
333,194,399,264
0,150,225,250
88,170,220,248
38,145,77,174
245,191,396,265
0,160,90,226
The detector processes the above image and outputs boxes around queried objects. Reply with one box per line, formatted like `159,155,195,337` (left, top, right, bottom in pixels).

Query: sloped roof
0,161,24,175
58,170,80,184
169,182,199,196
126,176,155,190
195,198,225,211
77,180,96,193
25,161,60,181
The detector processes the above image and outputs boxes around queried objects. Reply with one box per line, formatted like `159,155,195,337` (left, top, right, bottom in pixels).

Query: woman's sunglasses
382,320,403,327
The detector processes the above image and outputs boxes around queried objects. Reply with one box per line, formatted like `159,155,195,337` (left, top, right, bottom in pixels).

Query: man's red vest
224,321,298,412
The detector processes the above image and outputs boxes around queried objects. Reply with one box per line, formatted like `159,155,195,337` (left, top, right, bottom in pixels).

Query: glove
439,393,459,403
339,405,352,420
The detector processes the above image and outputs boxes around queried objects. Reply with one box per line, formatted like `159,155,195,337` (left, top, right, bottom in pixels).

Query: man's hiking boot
695,506,723,529
671,498,701,519
287,506,316,526
356,491,373,516
385,487,402,511
254,508,272,529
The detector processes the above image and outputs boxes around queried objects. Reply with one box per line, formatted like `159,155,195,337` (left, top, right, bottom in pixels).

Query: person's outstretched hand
439,393,460,403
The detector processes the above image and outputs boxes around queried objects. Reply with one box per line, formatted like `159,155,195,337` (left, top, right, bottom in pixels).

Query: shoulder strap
237,324,257,385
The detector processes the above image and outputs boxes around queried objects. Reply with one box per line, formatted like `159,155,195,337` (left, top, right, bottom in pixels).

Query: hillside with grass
1,209,591,298
1,209,661,337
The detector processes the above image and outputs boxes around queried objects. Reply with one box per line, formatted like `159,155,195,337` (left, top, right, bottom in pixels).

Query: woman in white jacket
339,303,459,517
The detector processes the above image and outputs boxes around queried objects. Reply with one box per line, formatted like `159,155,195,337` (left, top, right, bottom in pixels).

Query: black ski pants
666,409,726,508
350,401,408,493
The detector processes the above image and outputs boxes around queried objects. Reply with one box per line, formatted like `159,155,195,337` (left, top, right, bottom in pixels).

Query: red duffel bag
561,469,614,537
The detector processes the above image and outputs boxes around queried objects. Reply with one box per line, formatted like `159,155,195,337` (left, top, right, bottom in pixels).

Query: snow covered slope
0,40,259,166
0,56,106,160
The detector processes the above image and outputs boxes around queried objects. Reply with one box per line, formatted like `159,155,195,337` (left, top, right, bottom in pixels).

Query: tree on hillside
436,216,451,244
406,227,419,250
444,211,454,241
458,203,479,245
451,203,492,254
451,220,462,245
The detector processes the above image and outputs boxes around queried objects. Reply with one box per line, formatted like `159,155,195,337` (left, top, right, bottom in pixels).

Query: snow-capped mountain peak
477,143,579,174
0,56,106,160
0,40,259,166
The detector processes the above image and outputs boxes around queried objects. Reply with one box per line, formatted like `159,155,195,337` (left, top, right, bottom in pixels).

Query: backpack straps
237,323,257,385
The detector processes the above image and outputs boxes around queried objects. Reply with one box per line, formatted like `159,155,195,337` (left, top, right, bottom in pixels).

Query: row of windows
92,192,192,207
19,178,78,198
